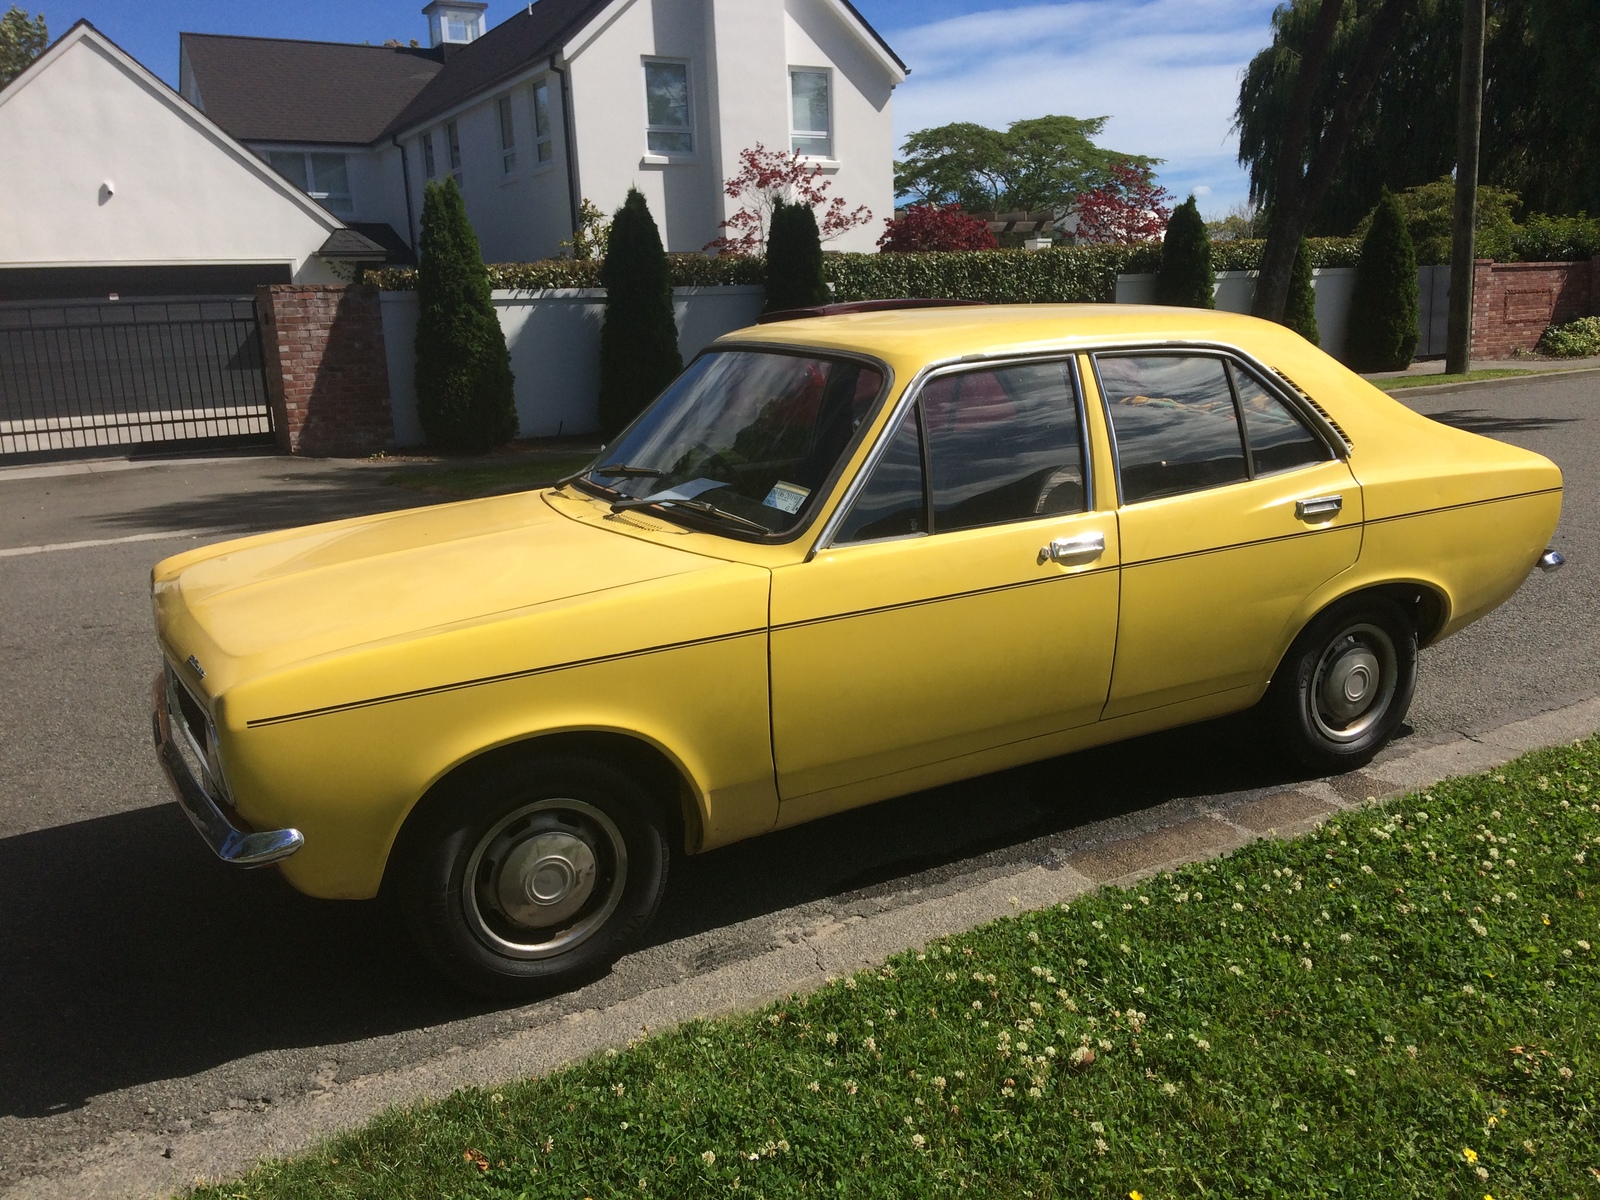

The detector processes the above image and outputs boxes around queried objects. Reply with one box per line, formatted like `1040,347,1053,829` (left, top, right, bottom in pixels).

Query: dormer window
422,0,486,47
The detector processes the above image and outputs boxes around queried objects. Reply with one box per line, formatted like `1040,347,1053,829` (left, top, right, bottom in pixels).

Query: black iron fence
0,296,275,463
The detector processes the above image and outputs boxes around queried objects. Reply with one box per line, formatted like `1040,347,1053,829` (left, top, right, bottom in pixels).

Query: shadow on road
86,470,451,539
1422,408,1581,437
0,710,1320,1120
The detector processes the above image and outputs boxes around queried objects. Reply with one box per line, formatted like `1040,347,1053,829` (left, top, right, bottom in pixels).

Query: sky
24,0,1279,214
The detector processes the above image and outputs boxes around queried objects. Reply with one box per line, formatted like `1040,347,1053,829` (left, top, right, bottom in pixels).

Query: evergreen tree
598,188,681,438
1346,190,1419,371
414,178,517,452
1155,195,1215,308
764,200,830,313
1283,236,1320,345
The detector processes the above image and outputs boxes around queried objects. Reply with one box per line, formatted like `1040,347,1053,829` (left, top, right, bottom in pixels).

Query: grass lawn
381,455,596,499
194,740,1600,1199
1374,369,1541,391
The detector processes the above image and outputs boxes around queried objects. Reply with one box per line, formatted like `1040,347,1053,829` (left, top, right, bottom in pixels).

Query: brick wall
1470,258,1598,359
256,284,394,456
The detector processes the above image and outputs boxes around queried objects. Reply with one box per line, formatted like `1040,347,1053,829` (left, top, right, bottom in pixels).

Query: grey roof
380,0,607,138
180,33,444,145
316,228,391,259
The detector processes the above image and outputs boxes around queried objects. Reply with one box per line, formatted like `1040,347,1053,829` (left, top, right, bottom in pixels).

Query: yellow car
151,303,1564,996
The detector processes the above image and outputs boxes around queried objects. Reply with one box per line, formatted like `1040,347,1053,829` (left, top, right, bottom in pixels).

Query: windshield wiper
590,463,663,478
610,495,772,534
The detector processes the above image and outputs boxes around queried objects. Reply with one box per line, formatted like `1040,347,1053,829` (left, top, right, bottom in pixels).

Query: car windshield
575,349,886,537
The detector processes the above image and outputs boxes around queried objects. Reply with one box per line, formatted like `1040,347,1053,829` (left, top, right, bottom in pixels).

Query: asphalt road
1,372,1596,1189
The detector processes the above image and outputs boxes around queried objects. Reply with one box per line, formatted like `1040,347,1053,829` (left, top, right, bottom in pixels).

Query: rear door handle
1041,532,1106,565
1294,495,1343,522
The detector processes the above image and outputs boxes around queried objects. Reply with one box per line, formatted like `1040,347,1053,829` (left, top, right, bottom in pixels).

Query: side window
836,408,925,543
1097,355,1247,504
920,361,1085,533
1231,363,1332,475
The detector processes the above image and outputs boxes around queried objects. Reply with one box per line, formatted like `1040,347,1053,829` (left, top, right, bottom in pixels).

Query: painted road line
0,529,211,558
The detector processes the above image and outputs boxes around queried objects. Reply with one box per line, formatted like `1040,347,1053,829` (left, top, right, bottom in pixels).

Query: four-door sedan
151,304,1564,995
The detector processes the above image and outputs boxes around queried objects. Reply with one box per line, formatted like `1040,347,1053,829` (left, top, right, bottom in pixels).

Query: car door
768,357,1121,818
1091,350,1363,719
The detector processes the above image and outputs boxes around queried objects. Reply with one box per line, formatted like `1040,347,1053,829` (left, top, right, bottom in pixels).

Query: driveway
0,372,1595,1193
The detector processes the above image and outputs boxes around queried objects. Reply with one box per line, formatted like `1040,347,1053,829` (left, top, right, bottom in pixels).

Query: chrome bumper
1538,549,1565,573
150,674,304,867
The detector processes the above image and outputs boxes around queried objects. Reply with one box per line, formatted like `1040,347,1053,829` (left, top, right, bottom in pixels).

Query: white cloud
884,0,1278,211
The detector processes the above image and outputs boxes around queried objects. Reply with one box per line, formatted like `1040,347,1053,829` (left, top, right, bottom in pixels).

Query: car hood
152,490,729,690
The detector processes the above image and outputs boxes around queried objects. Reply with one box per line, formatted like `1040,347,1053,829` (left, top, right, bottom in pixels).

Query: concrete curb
10,695,1599,1200
1378,365,1600,398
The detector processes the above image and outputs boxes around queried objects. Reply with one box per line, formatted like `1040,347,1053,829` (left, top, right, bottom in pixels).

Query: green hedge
1512,215,1600,263
369,237,1365,299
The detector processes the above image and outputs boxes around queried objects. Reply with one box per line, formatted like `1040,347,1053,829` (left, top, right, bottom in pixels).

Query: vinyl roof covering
180,33,444,145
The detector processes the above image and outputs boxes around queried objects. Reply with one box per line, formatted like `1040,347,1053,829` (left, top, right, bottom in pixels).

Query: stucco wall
381,284,765,444
1116,268,1358,361
0,31,343,282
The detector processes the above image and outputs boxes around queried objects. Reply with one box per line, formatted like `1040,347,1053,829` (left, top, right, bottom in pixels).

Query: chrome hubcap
1309,623,1397,744
463,798,627,960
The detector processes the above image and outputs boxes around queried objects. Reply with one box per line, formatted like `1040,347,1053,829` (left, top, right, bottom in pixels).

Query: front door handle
1294,495,1343,522
1041,532,1106,565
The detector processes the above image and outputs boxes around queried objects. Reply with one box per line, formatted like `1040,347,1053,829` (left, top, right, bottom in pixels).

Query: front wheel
1263,595,1418,774
394,757,670,999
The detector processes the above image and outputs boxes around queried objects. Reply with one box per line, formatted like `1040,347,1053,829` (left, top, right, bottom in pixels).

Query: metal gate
0,296,275,463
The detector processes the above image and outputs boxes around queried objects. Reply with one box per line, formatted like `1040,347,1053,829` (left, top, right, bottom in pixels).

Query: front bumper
150,673,304,867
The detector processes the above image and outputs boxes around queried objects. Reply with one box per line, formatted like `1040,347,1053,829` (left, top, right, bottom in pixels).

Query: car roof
717,304,1288,367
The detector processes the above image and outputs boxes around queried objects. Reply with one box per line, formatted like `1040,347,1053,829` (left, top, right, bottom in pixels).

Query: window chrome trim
812,350,1095,558
1089,341,1348,511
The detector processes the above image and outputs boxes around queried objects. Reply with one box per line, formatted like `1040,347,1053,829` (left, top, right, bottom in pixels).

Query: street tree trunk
1252,0,1414,322
1446,0,1487,374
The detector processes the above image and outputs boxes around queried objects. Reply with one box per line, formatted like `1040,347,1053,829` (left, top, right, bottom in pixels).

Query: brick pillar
1592,255,1600,316
1469,259,1495,361
256,284,394,456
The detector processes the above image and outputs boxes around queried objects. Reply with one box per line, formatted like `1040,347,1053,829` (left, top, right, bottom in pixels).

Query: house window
533,82,554,164
644,60,692,156
446,13,480,42
422,132,436,179
790,69,832,158
498,96,517,175
447,120,462,184
267,150,353,217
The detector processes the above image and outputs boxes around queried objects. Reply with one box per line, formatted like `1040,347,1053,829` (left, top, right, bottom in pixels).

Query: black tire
393,756,670,999
1263,594,1418,775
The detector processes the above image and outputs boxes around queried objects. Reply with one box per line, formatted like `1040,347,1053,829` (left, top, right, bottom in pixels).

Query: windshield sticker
644,478,728,503
763,481,810,514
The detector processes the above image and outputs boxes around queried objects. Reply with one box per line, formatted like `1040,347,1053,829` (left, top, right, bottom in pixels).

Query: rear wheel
1264,595,1417,774
394,757,670,999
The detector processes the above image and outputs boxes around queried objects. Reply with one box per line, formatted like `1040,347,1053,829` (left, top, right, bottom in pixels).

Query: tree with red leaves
877,204,998,253
1072,163,1174,245
705,144,873,255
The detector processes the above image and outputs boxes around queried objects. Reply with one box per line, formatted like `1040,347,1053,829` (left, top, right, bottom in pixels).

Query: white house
181,0,907,263
0,21,385,301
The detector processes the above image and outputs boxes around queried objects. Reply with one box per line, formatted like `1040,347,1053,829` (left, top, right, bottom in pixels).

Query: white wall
0,28,344,281
1116,268,1359,361
381,284,765,444
404,74,576,264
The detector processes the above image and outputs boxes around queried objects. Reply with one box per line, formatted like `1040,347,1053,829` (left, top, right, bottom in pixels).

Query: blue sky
27,0,1277,212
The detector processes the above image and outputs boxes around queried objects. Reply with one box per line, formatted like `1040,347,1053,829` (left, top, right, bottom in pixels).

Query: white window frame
266,149,354,217
642,58,694,160
422,131,437,179
789,67,833,160
532,81,555,166
497,95,517,177
447,120,463,185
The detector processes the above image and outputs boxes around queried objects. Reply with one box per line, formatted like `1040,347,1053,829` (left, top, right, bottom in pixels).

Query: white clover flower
1089,1121,1106,1134
1232,902,1245,912
1229,965,1244,976
807,1080,820,1092
825,1031,838,1045
911,1133,925,1148
701,1151,716,1165
1339,933,1352,943
1195,1038,1210,1051
1094,1137,1109,1154
1028,931,1040,943
1092,920,1104,931
1028,1086,1042,1098
933,1076,946,1090
864,1036,876,1052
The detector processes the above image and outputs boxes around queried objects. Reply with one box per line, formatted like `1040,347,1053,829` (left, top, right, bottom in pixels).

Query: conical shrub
414,178,517,452
1346,190,1419,371
598,188,682,438
1283,236,1320,345
1155,195,1215,308
764,200,829,313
